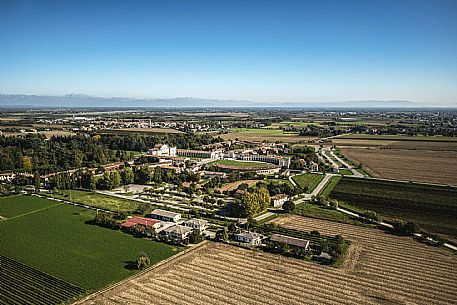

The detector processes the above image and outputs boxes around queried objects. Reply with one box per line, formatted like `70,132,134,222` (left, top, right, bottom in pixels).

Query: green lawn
292,173,324,192
0,195,180,292
0,195,59,218
232,128,285,134
292,202,372,227
319,176,342,197
46,190,140,212
338,168,353,175
212,159,271,168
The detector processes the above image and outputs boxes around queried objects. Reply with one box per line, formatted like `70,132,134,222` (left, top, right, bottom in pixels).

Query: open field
329,177,457,238
45,190,141,212
341,148,457,185
319,175,342,197
218,179,259,192
0,254,85,305
1,130,76,138
292,173,324,191
292,203,371,227
335,134,457,142
0,195,60,218
220,129,316,143
79,218,457,305
0,195,180,292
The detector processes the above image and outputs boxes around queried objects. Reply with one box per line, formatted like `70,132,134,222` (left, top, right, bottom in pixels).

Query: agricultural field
0,195,60,218
340,148,457,185
0,195,180,292
220,128,316,143
292,203,370,227
292,173,324,192
78,218,457,305
217,179,259,192
45,189,141,212
319,175,342,197
329,177,457,238
0,254,85,305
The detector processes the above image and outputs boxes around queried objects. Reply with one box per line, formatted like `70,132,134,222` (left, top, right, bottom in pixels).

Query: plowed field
77,216,456,305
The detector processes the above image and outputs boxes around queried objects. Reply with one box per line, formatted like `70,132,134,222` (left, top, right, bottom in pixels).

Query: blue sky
1,0,456,105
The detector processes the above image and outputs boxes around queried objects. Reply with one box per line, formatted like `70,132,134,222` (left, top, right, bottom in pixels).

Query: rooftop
151,209,180,219
270,234,310,249
121,217,160,229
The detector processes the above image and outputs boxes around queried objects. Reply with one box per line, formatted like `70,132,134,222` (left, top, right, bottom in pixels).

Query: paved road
254,211,275,222
329,150,363,177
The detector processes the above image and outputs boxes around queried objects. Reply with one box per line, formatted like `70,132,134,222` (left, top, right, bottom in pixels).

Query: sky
0,0,456,105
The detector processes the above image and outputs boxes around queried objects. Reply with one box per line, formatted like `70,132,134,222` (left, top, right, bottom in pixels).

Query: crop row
0,255,85,305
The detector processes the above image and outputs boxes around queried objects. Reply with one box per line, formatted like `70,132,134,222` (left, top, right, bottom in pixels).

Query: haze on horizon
1,0,457,106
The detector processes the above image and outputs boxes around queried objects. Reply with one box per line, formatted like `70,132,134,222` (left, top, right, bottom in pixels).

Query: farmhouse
149,209,181,222
270,234,310,250
147,144,177,157
160,224,193,240
271,194,289,208
184,218,209,232
234,231,263,245
121,217,161,230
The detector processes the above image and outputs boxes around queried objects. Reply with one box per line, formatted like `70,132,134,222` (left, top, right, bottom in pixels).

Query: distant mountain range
0,93,440,109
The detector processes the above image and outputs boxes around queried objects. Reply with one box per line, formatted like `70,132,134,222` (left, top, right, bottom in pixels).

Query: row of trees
0,132,223,174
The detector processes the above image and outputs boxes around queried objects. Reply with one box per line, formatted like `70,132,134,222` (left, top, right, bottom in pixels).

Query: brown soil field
341,148,457,186
218,179,259,191
220,132,316,143
333,139,457,151
77,216,456,305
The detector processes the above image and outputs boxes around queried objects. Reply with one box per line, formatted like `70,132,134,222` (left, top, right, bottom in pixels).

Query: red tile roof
121,217,160,229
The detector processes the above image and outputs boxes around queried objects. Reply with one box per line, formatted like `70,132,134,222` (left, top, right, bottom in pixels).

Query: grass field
0,195,60,218
292,203,372,227
220,128,316,143
319,176,342,197
212,159,271,168
46,190,140,212
79,221,457,305
292,173,324,192
341,148,457,185
329,177,457,238
338,168,353,175
0,195,180,292
0,254,85,305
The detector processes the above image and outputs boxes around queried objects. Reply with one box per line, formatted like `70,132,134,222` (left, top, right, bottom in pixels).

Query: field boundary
72,240,209,304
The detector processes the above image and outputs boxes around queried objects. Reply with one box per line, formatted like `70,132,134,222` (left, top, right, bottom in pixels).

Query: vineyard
0,254,85,305
329,177,457,238
78,218,457,305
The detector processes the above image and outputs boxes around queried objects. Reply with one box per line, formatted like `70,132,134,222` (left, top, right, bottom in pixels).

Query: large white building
148,144,177,157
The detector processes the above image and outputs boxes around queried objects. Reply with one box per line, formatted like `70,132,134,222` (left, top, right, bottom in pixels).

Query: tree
136,252,150,270
216,227,228,241
34,172,41,193
110,170,121,189
121,167,134,185
189,230,204,244
138,202,152,214
22,156,32,172
363,210,380,222
282,201,295,213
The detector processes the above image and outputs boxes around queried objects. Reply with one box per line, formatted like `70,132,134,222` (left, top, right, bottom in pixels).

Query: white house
271,194,289,208
161,224,193,240
184,218,209,232
234,231,263,245
149,209,181,222
148,144,177,157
